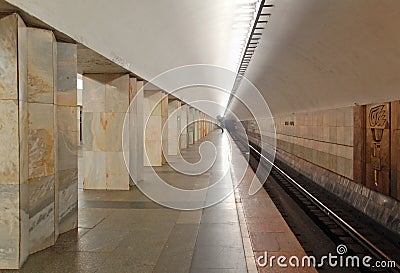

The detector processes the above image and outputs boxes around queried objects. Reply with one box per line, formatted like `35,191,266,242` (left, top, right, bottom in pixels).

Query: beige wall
269,107,354,179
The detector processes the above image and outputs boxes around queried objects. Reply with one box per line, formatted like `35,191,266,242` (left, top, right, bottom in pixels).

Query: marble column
143,90,168,166
188,107,195,145
194,110,200,142
168,100,181,156
161,94,168,164
179,104,189,150
0,13,29,269
82,74,130,190
27,27,57,254
56,42,78,234
129,78,144,184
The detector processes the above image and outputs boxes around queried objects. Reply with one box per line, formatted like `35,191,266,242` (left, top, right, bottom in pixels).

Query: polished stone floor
3,131,311,273
3,132,247,273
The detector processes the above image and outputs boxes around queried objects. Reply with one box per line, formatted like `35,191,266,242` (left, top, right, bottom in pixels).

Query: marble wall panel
56,43,77,106
83,151,106,189
0,184,20,269
18,16,27,103
143,90,162,116
27,28,55,104
57,168,78,233
143,90,164,166
27,27,57,254
105,74,129,112
82,112,106,151
145,115,162,141
57,129,78,171
0,14,18,100
144,140,163,166
57,106,77,132
28,103,54,178
0,100,19,185
28,175,55,254
188,107,195,145
168,100,180,155
129,79,144,183
82,74,130,190
18,100,29,266
104,112,125,152
82,74,106,113
106,152,129,190
0,14,29,269
179,104,188,149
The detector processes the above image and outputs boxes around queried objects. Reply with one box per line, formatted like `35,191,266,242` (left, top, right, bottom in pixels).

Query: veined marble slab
28,175,55,254
18,100,29,266
56,43,77,106
106,152,128,175
0,14,18,100
105,74,129,113
105,112,125,152
83,151,106,189
106,174,129,190
145,115,163,141
144,139,163,167
57,129,78,171
27,28,55,104
58,168,78,234
129,78,144,184
18,15,27,102
0,184,20,269
0,100,19,185
28,103,54,179
82,74,106,113
57,106,78,132
82,112,106,152
143,90,162,116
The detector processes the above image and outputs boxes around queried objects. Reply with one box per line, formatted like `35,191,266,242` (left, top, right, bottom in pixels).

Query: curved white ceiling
233,0,400,118
5,0,400,119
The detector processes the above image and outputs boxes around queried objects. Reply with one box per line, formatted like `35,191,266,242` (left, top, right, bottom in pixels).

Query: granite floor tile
201,208,239,223
153,224,199,273
190,246,246,270
196,223,243,247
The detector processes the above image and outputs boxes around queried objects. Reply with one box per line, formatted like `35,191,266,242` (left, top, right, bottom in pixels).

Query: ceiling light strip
225,0,274,113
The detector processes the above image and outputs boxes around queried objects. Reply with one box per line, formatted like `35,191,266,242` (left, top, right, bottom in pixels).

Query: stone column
128,78,144,184
27,27,58,254
56,42,78,234
188,107,195,145
180,104,189,149
194,110,199,142
168,100,181,155
82,74,130,190
0,13,29,269
161,94,168,164
143,90,168,166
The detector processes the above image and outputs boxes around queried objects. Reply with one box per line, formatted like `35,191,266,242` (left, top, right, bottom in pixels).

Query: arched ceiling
4,0,400,119
232,0,400,118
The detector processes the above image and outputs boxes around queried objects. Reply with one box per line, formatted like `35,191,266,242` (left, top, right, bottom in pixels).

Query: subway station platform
1,132,311,273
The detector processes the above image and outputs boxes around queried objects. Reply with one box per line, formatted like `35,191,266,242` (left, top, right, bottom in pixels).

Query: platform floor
3,132,311,273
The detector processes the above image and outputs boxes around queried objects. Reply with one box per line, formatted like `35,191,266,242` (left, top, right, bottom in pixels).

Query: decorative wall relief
366,103,390,195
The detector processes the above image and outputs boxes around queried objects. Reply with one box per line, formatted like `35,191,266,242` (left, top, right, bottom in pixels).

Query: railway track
231,132,400,273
